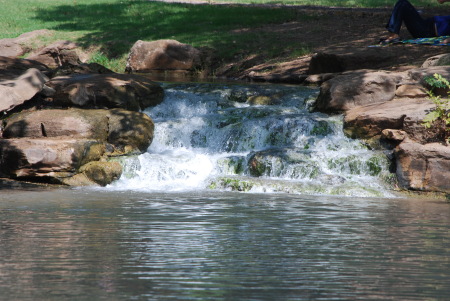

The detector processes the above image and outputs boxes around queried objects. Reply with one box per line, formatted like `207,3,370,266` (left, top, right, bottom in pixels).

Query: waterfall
109,83,396,197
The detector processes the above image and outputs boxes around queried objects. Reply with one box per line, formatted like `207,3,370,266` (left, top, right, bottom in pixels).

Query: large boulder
407,66,450,83
46,73,164,110
343,97,435,140
107,108,154,154
0,56,50,80
26,40,80,68
3,108,154,154
0,138,105,179
0,68,49,114
125,39,201,73
63,161,123,186
422,54,450,68
2,108,109,141
314,70,405,113
2,108,155,155
308,48,399,74
395,139,450,193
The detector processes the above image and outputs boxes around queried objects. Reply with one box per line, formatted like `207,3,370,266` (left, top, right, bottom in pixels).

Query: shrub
423,73,450,144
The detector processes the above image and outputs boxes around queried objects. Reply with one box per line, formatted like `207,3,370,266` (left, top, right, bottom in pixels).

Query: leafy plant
423,73,450,143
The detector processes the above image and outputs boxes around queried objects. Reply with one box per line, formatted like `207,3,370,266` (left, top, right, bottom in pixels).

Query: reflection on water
1,189,450,300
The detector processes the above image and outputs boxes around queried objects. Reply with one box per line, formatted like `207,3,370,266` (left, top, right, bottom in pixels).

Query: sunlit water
0,189,449,300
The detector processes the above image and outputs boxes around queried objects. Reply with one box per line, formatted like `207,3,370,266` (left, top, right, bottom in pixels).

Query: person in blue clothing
380,0,450,44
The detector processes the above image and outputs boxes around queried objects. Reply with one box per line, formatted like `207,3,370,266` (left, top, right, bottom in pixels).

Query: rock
125,39,201,73
2,108,154,155
52,62,115,77
308,48,398,74
46,73,164,110
407,66,450,83
422,54,450,68
26,40,80,68
395,139,450,193
78,161,122,186
246,95,279,105
381,129,407,142
303,73,337,86
248,148,319,178
0,30,52,58
2,108,109,141
395,84,427,98
0,68,49,114
315,70,405,113
0,138,105,178
344,97,435,140
0,56,50,80
107,108,154,154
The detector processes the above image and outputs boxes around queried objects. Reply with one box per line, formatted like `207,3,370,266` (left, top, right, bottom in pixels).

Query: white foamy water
109,83,396,197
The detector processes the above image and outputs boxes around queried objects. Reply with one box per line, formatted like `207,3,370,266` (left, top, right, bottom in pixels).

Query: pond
0,189,449,300
1,82,449,300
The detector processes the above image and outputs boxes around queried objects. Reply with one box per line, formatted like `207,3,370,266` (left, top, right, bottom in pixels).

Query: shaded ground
157,1,450,81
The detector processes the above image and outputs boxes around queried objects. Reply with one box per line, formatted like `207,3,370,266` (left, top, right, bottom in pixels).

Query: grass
0,0,444,72
200,0,447,8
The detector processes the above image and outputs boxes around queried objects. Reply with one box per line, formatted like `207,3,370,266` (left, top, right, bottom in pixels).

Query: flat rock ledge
313,62,450,195
0,56,163,187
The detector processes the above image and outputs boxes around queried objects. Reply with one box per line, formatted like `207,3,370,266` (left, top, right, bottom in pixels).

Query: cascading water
109,83,396,197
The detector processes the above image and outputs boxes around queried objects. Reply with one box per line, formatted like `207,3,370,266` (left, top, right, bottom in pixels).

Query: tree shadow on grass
32,1,299,61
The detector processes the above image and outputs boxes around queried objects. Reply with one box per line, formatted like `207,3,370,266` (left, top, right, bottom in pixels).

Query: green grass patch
207,0,444,8
0,0,443,72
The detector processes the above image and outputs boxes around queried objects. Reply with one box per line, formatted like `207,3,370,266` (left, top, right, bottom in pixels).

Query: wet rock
78,161,123,186
0,68,49,113
46,73,164,110
395,139,450,193
246,95,279,105
125,39,201,73
248,148,319,179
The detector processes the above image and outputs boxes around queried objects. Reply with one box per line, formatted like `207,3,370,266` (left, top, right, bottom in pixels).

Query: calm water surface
0,189,450,300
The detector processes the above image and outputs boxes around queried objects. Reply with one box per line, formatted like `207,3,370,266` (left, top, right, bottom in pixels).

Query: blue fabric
434,16,450,36
386,0,435,38
402,36,450,45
